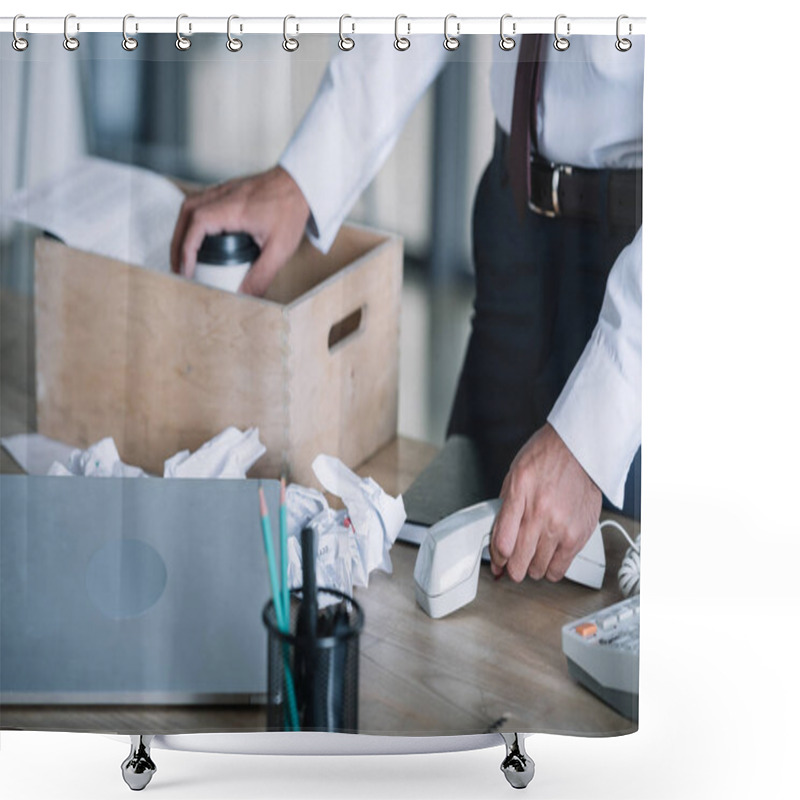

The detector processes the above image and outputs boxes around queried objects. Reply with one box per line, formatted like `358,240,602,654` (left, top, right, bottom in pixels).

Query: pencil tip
258,486,268,517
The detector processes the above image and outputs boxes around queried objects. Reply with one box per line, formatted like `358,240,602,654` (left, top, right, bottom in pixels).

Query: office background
2,1,799,799
1,32,497,447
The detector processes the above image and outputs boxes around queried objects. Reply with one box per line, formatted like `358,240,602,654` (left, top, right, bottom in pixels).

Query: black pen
298,526,320,727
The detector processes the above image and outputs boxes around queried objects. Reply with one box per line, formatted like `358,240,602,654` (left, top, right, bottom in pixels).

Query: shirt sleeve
547,227,642,508
279,35,447,254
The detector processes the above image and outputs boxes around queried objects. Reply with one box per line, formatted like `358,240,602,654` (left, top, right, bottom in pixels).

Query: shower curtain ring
394,15,410,51
615,15,632,51
227,15,243,51
122,15,138,51
443,14,460,51
63,13,79,51
175,14,191,50
283,15,299,52
12,15,29,52
339,15,355,51
499,14,515,51
553,14,570,51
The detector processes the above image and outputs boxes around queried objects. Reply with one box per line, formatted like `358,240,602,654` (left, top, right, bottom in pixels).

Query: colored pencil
259,486,285,625
258,485,300,731
279,477,290,625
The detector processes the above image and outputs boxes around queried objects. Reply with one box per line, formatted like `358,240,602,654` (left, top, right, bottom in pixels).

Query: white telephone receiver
413,499,606,619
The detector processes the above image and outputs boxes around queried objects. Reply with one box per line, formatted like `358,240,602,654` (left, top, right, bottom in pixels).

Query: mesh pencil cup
263,587,364,733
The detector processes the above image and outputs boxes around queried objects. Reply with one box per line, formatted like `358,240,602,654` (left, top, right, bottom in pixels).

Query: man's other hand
489,423,602,583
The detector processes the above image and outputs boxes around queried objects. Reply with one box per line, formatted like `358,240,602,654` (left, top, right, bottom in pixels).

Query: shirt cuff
547,327,641,509
278,154,326,252
278,86,368,254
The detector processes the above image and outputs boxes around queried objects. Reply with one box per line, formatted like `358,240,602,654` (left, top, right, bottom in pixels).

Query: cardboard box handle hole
328,306,365,352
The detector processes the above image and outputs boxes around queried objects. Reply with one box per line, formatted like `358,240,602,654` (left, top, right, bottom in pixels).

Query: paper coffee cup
194,232,260,293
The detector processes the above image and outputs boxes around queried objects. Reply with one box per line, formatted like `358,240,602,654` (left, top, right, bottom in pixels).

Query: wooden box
34,225,402,487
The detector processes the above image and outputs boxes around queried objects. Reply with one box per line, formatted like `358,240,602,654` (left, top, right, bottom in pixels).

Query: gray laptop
0,475,280,704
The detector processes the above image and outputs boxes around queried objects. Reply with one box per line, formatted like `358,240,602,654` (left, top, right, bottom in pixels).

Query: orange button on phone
575,622,597,638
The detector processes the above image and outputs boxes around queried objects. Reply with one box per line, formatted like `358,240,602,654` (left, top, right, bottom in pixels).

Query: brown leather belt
528,156,642,229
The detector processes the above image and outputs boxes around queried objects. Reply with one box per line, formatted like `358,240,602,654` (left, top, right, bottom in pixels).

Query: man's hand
490,423,602,583
170,166,310,297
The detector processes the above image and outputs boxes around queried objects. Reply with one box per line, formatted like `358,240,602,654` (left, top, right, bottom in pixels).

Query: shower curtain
0,20,643,753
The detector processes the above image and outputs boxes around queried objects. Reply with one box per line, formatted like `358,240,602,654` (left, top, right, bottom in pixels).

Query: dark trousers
448,128,641,519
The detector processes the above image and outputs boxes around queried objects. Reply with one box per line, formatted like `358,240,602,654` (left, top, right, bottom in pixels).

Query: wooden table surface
1,289,637,736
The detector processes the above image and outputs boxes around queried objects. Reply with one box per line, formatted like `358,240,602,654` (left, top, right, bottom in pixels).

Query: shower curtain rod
1,15,646,37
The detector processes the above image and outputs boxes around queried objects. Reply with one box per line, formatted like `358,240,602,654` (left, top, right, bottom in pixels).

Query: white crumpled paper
3,428,403,604
41,426,266,479
46,437,146,478
313,454,407,578
163,427,265,478
285,510,355,607
283,455,407,605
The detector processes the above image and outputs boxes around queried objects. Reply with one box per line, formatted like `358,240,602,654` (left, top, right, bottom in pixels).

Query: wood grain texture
286,232,403,487
356,437,438,497
35,237,284,476
5,285,638,737
265,225,387,306
33,224,401,484
1,522,637,736
356,529,637,736
0,290,36,473
0,705,267,734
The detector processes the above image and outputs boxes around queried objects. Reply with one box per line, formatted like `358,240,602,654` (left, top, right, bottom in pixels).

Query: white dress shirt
279,35,644,508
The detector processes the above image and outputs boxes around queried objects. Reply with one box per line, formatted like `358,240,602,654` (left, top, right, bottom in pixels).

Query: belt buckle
528,162,572,218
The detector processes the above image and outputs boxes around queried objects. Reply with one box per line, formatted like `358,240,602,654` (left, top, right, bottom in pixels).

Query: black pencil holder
263,587,364,733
